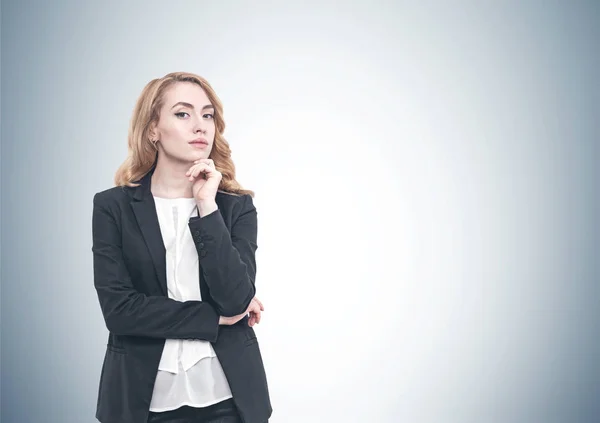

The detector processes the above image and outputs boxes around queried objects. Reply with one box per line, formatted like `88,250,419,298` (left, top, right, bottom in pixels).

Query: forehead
162,82,211,107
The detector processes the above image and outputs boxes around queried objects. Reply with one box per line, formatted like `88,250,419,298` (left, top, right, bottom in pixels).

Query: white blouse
149,196,232,412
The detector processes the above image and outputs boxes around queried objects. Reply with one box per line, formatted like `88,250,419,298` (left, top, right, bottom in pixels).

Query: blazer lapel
129,167,168,296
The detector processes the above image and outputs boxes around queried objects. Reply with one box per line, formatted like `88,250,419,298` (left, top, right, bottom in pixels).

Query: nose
193,115,207,134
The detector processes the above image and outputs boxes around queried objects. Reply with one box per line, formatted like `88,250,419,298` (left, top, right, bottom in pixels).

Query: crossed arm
92,193,261,341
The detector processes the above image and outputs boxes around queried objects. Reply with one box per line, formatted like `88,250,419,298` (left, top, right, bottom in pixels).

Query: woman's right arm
92,193,220,341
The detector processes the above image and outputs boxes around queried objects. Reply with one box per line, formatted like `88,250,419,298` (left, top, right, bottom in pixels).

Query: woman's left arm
188,194,257,317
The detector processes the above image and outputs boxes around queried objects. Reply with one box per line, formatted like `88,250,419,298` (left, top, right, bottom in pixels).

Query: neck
150,155,194,199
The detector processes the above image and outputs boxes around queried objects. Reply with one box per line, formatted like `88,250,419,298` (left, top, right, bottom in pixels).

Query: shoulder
93,185,132,210
216,191,256,215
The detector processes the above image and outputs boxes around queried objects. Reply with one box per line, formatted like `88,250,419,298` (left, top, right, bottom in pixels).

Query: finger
186,163,204,176
245,301,259,315
256,310,262,324
249,302,261,314
193,160,215,171
192,163,210,177
250,311,260,323
251,309,261,324
252,297,264,311
186,163,204,177
194,163,217,179
253,297,264,311
194,158,215,168
189,164,212,181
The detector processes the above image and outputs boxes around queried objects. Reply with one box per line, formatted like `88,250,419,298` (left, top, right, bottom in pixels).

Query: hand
248,297,264,327
218,297,265,327
186,159,222,205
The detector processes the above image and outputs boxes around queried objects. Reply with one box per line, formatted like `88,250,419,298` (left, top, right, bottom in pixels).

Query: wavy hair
114,72,254,197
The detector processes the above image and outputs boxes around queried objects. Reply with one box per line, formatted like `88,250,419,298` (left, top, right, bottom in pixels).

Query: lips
189,138,208,146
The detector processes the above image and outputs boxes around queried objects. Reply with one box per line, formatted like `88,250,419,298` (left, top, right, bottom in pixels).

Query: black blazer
91,166,272,423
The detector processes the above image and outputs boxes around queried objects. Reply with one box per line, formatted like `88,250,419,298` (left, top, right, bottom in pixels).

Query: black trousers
147,399,242,423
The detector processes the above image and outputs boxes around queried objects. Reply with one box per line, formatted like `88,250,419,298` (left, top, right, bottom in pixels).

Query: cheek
161,122,188,141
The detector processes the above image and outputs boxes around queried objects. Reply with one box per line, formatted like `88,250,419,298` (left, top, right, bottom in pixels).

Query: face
150,82,216,163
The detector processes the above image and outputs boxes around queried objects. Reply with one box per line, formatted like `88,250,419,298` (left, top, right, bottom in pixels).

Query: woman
92,72,272,423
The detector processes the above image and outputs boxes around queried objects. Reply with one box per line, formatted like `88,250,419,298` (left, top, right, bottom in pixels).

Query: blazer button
198,242,205,248
194,230,200,236
200,250,207,257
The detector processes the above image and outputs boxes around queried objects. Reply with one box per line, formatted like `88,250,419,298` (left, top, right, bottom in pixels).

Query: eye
203,113,214,119
174,112,189,118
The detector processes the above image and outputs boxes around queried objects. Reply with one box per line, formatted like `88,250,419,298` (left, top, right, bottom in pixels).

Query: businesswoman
91,72,272,423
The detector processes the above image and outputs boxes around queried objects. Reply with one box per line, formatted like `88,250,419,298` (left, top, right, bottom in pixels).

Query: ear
148,123,159,141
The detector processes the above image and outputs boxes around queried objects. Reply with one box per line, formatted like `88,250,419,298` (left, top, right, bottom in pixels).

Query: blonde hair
114,71,254,197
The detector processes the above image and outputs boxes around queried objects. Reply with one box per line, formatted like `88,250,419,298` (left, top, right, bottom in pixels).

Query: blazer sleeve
188,194,257,317
92,193,220,341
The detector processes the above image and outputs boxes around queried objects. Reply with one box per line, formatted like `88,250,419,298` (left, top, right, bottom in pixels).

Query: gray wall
2,1,599,422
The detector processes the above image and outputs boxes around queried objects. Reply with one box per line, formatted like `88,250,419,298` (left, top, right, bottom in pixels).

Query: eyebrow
170,102,214,110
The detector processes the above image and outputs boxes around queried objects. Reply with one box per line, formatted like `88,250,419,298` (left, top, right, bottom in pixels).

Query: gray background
2,1,599,422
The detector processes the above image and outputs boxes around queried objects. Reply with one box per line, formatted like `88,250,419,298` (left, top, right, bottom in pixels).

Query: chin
191,151,209,160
